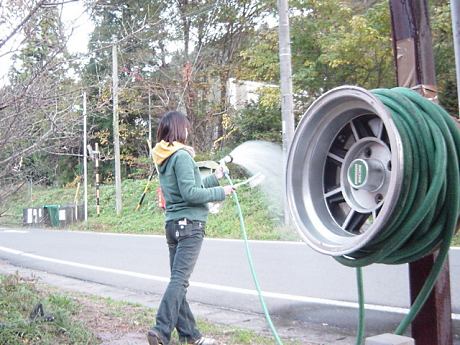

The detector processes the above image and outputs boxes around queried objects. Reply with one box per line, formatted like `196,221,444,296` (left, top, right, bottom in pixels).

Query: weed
0,274,97,345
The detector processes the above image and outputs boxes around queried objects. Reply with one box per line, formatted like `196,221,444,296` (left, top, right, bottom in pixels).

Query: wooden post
83,92,88,222
112,42,122,215
451,0,460,117
277,0,295,226
389,1,453,344
74,180,81,221
95,143,100,216
148,89,152,148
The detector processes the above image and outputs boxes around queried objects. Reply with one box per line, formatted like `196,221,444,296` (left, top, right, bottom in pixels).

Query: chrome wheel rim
286,86,404,255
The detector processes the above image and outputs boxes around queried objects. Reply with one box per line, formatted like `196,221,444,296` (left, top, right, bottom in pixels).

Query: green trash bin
44,205,60,227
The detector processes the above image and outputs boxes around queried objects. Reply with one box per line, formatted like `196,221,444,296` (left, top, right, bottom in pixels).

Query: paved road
0,227,459,341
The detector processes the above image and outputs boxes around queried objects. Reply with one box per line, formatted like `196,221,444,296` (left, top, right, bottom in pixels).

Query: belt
169,218,205,226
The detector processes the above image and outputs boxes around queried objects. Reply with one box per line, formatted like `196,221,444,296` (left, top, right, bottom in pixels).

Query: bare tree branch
0,0,47,49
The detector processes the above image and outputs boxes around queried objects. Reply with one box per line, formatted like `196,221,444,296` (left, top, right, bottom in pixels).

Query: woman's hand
214,165,229,179
223,185,235,196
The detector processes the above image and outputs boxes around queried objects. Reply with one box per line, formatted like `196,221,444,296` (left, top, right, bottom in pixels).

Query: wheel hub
342,138,391,213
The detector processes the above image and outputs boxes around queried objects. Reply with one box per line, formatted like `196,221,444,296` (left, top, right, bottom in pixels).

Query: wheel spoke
376,119,384,139
327,152,344,163
342,209,371,233
327,192,345,204
353,118,374,138
342,209,356,229
375,204,383,217
350,121,360,141
368,117,384,138
324,187,342,198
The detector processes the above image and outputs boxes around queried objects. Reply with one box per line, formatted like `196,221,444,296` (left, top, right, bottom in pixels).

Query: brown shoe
147,329,162,345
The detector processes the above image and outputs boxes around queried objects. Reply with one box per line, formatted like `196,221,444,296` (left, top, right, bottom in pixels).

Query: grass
453,234,460,247
0,273,302,345
1,178,301,241
2,177,459,245
0,274,97,345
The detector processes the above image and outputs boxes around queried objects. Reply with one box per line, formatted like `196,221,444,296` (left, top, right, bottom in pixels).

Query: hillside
1,179,299,242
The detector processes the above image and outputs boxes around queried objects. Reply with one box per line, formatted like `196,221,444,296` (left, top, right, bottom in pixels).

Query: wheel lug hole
364,148,372,158
375,194,383,204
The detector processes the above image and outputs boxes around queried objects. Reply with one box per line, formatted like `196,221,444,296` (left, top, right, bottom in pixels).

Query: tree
431,1,457,115
0,1,82,211
235,0,395,137
231,87,282,143
82,0,171,180
83,0,272,157
183,0,272,150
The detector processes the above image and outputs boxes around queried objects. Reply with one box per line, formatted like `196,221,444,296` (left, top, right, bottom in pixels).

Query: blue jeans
153,220,204,344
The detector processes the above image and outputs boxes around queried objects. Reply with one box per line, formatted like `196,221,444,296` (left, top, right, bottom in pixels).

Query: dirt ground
75,297,150,345
64,293,250,345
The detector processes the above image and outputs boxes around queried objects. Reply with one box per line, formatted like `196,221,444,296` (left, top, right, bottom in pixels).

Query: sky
0,1,93,85
61,1,94,55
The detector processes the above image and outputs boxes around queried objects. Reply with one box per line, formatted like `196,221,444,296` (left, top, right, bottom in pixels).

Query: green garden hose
335,87,460,343
355,266,365,345
225,175,284,345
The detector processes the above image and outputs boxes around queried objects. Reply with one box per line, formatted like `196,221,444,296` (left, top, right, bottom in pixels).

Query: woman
147,111,234,345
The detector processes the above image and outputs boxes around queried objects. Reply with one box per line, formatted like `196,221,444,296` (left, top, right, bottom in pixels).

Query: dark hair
156,111,190,144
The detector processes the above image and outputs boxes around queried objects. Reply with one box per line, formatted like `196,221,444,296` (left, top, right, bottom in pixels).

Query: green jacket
158,149,225,222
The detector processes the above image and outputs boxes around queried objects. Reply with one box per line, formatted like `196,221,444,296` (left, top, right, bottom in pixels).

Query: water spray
232,172,266,189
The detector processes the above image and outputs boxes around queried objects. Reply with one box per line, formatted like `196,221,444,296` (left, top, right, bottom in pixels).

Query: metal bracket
410,84,438,102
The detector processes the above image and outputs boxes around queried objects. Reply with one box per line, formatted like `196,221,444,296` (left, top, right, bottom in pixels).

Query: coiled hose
335,87,460,344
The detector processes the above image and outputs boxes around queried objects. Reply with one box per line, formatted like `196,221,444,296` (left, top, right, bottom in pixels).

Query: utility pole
95,143,101,216
389,1,452,344
277,0,295,225
112,42,122,215
83,92,88,222
451,0,460,117
148,89,152,146
87,143,101,216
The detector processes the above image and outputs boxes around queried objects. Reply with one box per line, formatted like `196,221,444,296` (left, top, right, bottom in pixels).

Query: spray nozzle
217,154,233,178
219,154,233,165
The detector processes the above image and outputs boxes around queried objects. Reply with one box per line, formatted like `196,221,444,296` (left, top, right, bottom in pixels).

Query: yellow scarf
152,140,195,165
